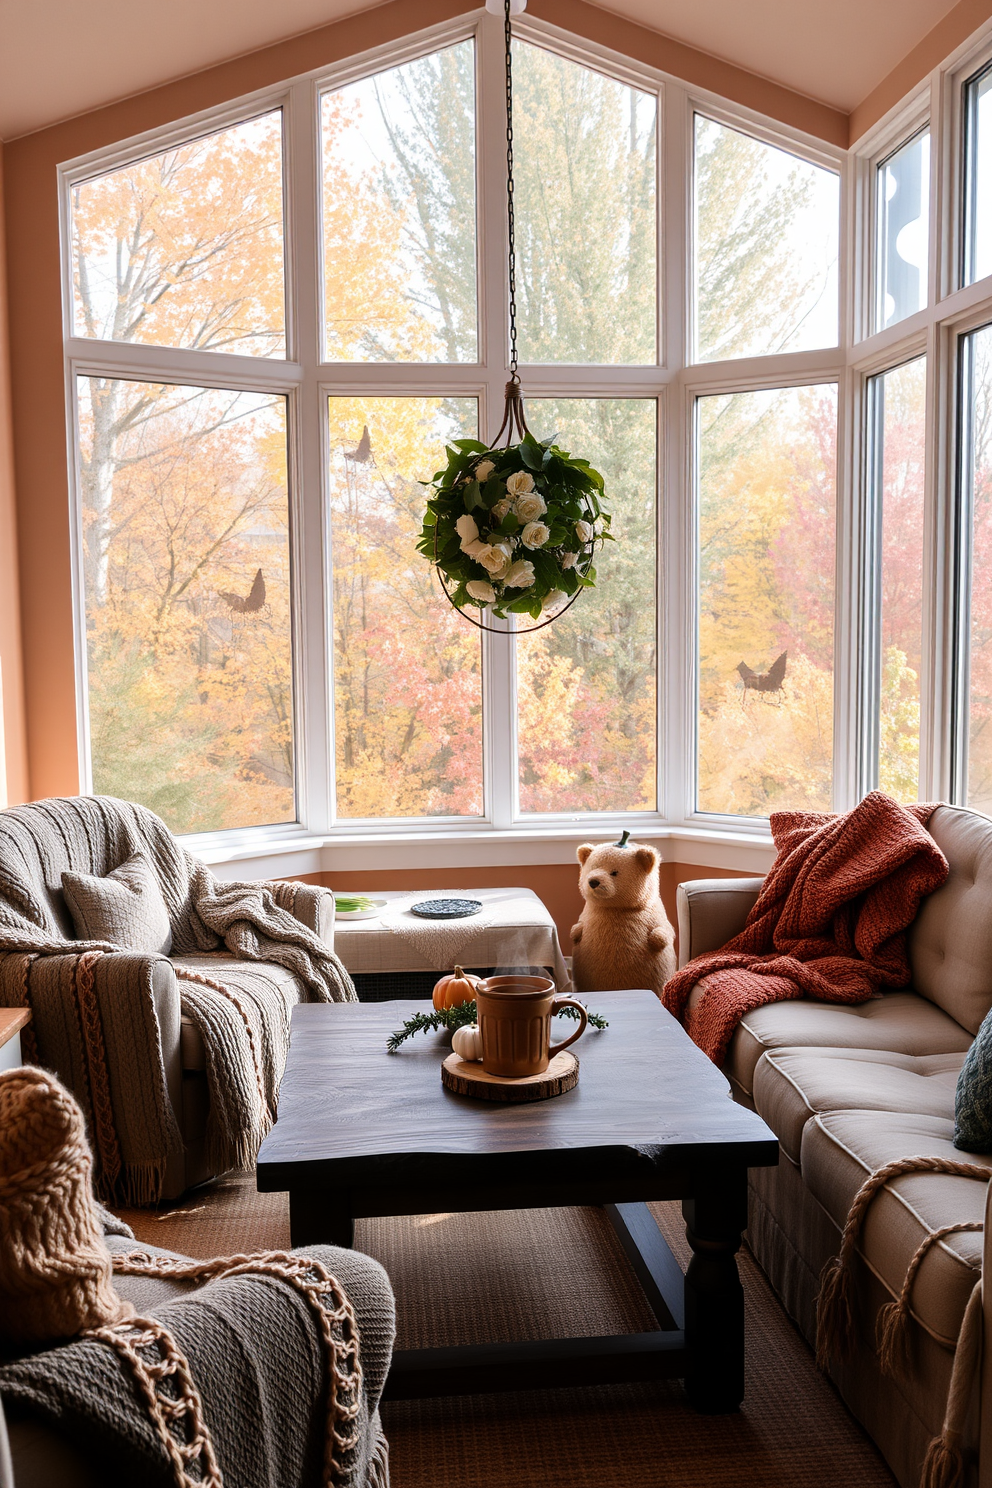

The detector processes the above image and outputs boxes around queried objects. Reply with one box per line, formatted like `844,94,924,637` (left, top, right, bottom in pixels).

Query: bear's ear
635,846,659,872
577,843,595,865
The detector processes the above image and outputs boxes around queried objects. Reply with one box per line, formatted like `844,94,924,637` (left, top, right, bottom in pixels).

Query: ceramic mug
475,975,588,1078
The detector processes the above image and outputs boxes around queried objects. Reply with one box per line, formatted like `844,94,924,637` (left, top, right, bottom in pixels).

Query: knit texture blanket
0,1239,393,1488
0,795,356,1202
662,792,949,1064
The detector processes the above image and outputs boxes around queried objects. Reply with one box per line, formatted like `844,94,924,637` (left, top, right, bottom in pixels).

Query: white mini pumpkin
451,1024,483,1062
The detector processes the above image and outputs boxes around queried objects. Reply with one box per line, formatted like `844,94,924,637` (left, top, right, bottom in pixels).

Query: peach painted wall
0,145,29,807
850,0,992,144
298,859,754,953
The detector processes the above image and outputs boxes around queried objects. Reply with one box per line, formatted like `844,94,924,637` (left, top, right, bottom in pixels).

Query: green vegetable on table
334,895,376,912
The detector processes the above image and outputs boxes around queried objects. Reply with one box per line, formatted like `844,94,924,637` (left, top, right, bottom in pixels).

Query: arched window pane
512,41,657,365
694,115,839,362
322,43,478,363
72,113,285,358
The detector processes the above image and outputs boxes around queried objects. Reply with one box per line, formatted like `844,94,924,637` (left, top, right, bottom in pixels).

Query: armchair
0,795,349,1201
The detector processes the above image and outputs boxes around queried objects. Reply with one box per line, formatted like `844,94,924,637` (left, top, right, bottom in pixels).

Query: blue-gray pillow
954,1005,992,1151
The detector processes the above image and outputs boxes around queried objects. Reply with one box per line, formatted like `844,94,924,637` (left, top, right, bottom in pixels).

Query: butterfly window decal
736,650,787,706
218,568,266,616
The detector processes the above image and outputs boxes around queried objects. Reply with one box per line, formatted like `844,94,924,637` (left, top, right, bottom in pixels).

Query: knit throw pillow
954,1005,992,1151
62,851,172,955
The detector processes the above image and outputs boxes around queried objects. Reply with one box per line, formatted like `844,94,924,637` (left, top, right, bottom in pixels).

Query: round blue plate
409,898,483,919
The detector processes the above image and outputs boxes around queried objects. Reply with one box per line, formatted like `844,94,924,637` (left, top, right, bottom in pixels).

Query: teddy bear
570,831,676,996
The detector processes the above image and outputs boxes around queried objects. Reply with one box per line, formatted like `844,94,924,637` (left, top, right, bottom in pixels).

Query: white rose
575,519,594,544
514,491,546,522
504,559,536,589
462,538,487,559
542,589,567,613
474,459,495,481
560,551,578,570
477,541,513,578
506,471,535,497
521,521,550,550
491,497,512,523
466,579,496,603
456,513,480,551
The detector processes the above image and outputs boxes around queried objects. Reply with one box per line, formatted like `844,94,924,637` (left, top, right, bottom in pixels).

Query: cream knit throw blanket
0,796,356,1202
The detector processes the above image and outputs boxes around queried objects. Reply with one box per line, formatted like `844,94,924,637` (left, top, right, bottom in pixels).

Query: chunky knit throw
0,1067,390,1488
663,792,949,1063
0,795,356,1201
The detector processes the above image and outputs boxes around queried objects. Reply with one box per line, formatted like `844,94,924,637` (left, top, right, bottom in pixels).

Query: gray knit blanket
0,796,356,1202
0,1238,393,1488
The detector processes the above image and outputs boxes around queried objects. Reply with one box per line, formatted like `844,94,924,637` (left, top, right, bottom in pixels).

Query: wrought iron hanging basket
415,0,614,635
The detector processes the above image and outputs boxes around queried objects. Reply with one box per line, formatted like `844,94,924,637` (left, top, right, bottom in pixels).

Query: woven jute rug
118,1179,897,1488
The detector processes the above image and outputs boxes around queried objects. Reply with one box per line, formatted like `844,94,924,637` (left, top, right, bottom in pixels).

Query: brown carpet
116,1179,897,1488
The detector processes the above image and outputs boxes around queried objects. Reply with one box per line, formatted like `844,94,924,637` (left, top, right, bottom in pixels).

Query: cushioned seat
175,954,304,1073
722,992,973,1100
753,1047,964,1162
800,1110,987,1346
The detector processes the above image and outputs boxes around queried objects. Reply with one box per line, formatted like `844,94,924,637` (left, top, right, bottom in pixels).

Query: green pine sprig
386,998,608,1053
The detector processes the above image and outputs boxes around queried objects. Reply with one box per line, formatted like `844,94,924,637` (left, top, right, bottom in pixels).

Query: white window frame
58,6,992,877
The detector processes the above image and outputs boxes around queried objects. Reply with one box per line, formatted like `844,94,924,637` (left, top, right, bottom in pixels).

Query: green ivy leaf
519,434,545,472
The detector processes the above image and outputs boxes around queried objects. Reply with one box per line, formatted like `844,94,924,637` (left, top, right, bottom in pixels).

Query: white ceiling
0,0,963,141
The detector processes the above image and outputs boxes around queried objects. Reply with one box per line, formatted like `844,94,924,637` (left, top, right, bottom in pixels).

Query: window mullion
288,77,334,834
662,82,690,823
477,9,518,827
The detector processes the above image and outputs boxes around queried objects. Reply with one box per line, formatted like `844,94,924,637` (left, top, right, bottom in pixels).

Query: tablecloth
332,888,571,989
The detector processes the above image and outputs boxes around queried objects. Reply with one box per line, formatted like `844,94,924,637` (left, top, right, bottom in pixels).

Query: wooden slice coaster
441,1050,578,1102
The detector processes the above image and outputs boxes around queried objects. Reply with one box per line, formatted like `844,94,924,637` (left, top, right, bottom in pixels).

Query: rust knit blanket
662,792,949,1065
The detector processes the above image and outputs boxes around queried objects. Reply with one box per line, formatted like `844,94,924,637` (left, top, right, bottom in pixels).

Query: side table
333,887,571,997
0,1007,31,1073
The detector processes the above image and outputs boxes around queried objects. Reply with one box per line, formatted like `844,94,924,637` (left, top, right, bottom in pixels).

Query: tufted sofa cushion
719,991,972,1100
908,804,992,1034
800,1110,987,1346
753,1046,964,1163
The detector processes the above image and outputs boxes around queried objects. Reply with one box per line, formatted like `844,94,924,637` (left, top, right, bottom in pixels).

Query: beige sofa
676,804,992,1488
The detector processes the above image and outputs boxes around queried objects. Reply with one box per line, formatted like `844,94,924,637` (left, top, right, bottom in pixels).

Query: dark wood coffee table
256,989,778,1412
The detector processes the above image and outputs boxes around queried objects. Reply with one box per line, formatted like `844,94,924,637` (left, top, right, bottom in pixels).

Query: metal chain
504,0,519,382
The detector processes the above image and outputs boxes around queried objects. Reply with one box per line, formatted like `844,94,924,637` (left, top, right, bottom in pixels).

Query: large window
64,12,992,850
78,376,295,832
328,396,482,818
696,385,837,816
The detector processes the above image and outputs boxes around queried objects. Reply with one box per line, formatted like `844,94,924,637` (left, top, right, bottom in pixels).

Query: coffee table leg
289,1189,355,1249
682,1169,747,1413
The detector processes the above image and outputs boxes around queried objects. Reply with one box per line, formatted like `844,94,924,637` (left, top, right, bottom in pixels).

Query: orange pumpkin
432,965,483,1011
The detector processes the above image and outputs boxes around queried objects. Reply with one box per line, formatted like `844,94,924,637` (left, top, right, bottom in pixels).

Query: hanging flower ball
416,433,613,623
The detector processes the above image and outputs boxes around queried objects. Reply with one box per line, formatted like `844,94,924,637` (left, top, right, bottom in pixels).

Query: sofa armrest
676,878,764,967
264,881,335,949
